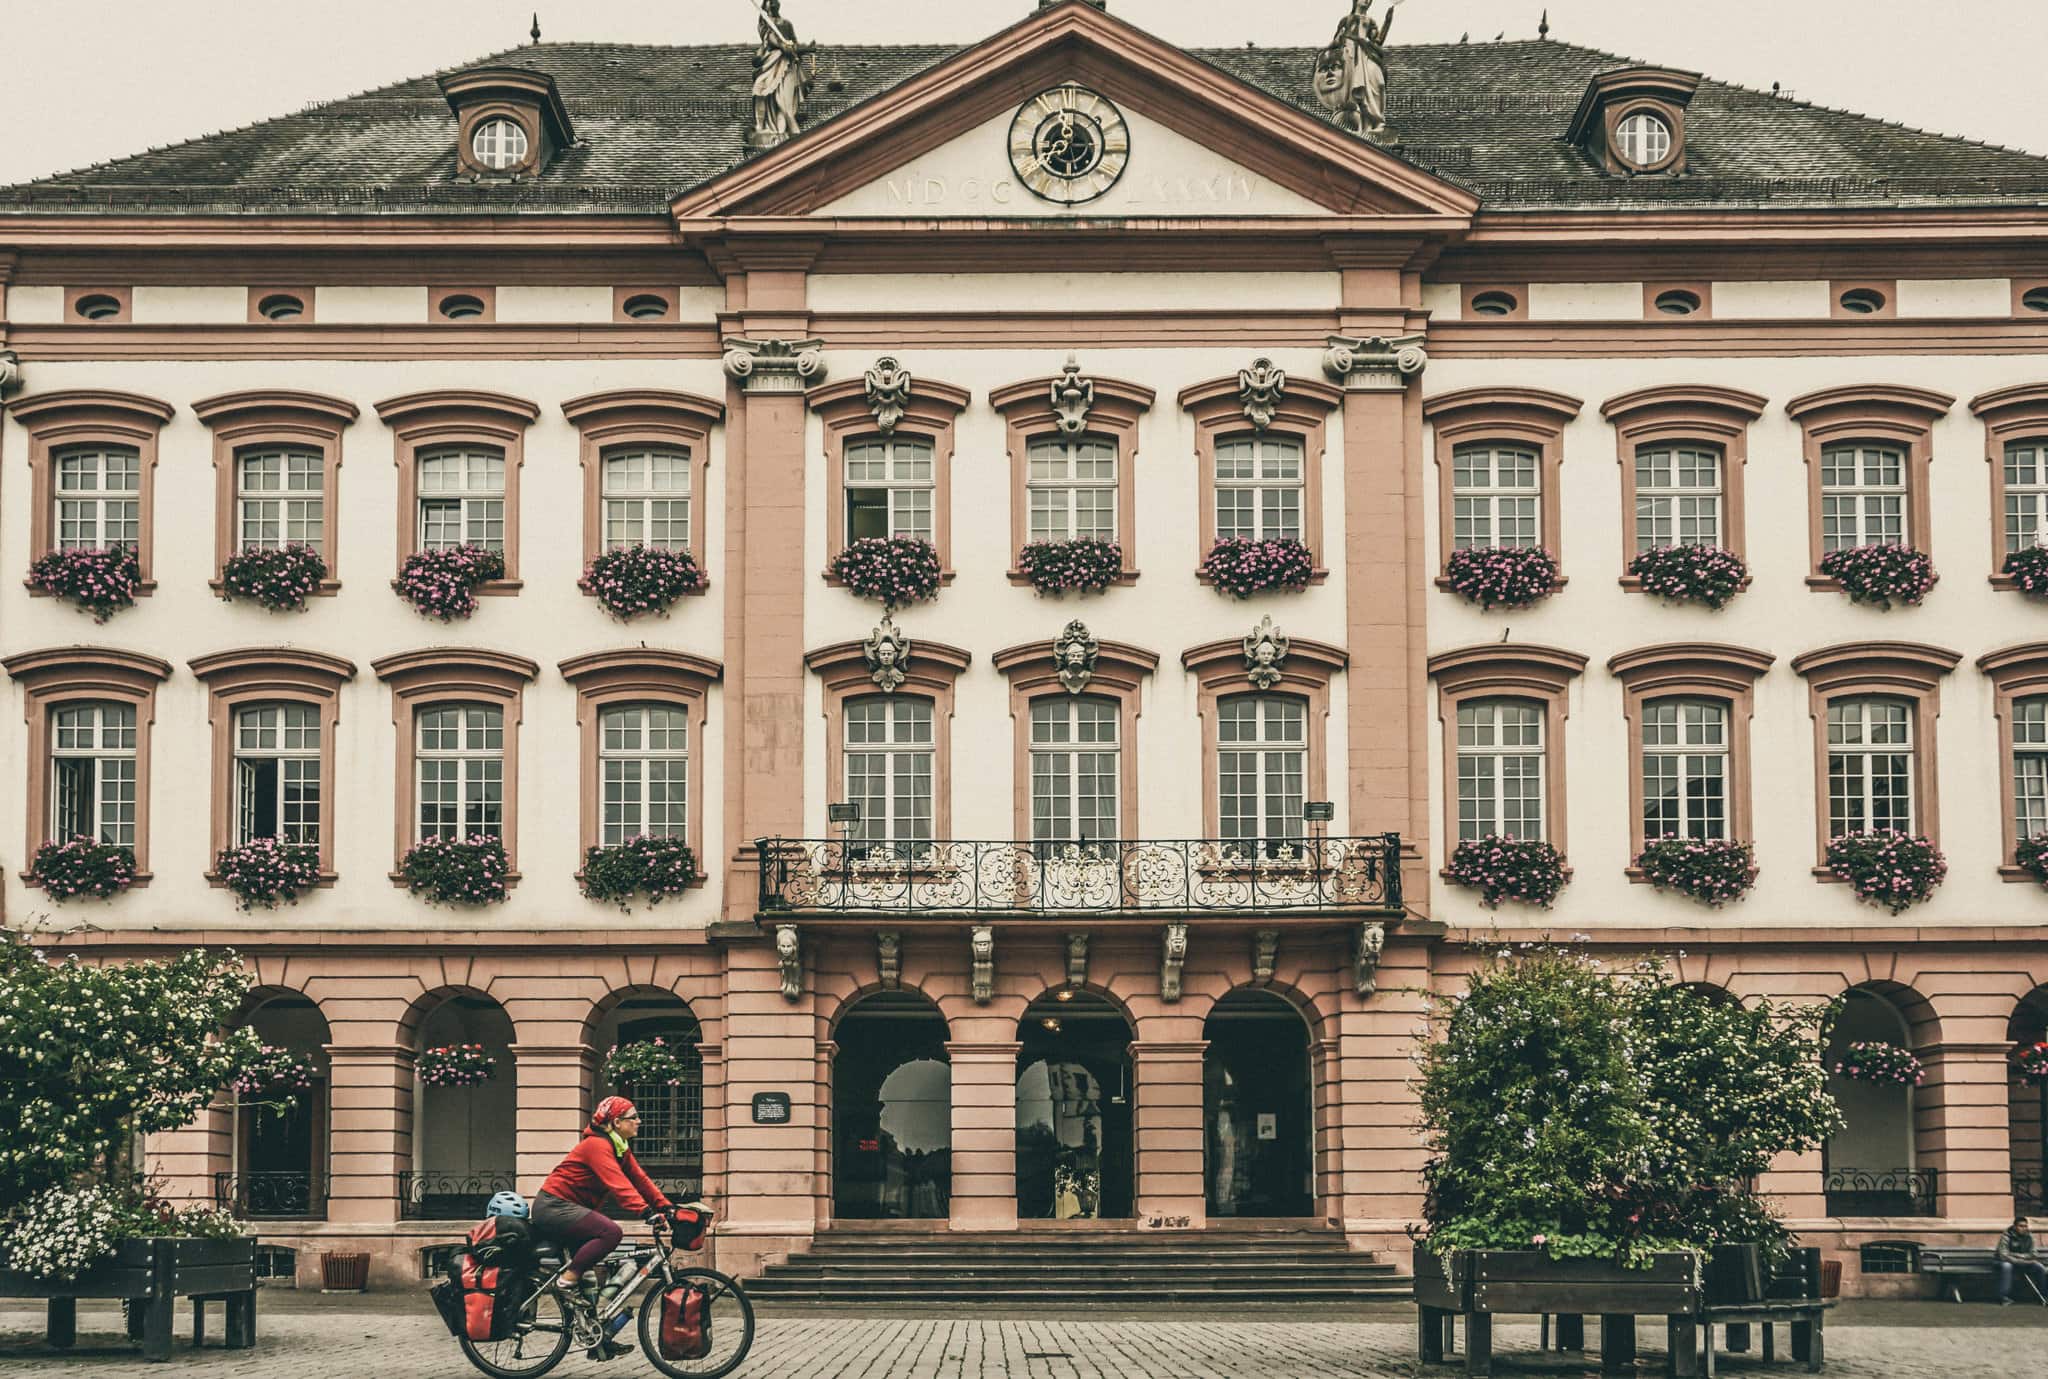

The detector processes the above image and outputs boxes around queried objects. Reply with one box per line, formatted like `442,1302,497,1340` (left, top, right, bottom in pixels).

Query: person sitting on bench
1996,1215,2048,1305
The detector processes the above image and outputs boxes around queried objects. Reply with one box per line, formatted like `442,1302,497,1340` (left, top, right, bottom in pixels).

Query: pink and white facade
4,2,2048,1293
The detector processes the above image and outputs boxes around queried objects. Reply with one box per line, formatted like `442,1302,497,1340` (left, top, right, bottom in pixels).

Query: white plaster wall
313,286,430,324
1421,350,2048,933
808,272,1341,315
675,286,728,323
799,341,1352,846
1711,280,1831,319
494,285,612,324
1896,279,2010,318
131,286,246,324
0,356,729,933
7,286,65,323
1420,283,1460,323
1525,282,1642,321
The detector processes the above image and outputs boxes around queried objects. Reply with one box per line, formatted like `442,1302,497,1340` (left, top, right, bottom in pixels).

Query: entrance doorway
1015,990,1133,1220
833,991,951,1219
1204,989,1313,1217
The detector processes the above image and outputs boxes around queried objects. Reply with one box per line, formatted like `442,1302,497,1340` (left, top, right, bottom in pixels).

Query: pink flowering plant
1627,544,1749,609
580,834,697,908
1443,545,1561,610
2013,1041,2048,1086
1634,838,1758,906
580,544,705,619
417,1043,497,1088
1017,538,1124,596
30,837,137,901
395,544,505,620
399,833,510,906
2018,832,2048,887
605,1038,692,1087
1825,829,1945,912
220,543,327,611
1831,1040,1922,1086
231,1044,315,1113
1819,543,1938,609
829,536,942,608
2005,544,2048,597
1200,536,1317,598
214,838,321,910
27,545,141,623
1444,835,1571,908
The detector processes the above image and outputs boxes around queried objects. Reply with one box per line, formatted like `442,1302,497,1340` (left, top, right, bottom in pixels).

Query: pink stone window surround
1969,385,2048,590
8,390,176,594
372,649,537,883
1979,642,2048,880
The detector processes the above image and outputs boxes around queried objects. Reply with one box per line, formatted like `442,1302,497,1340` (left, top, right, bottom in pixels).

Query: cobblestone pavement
2,1297,2041,1377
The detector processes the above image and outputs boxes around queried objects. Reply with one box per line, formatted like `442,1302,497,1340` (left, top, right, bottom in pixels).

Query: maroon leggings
532,1190,622,1275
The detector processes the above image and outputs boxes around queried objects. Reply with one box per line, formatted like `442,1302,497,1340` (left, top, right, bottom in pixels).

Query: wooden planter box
0,1237,256,1363
1416,1245,1706,1377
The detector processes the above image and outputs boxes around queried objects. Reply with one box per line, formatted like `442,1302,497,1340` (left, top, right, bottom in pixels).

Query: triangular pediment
671,1,1477,225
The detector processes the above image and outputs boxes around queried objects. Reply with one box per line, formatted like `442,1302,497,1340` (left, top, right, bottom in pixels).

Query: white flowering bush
2,1184,128,1282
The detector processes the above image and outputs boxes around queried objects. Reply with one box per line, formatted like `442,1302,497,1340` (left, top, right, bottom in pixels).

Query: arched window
375,650,537,875
845,696,933,849
599,703,688,846
376,391,537,585
193,649,354,880
5,648,170,877
1430,645,1587,855
196,391,356,589
1793,642,1959,865
1453,698,1544,843
1030,696,1120,849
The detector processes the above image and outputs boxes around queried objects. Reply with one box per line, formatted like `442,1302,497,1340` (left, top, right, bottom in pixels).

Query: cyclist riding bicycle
532,1095,680,1357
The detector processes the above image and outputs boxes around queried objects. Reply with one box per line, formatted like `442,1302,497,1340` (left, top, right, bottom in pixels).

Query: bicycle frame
518,1217,691,1334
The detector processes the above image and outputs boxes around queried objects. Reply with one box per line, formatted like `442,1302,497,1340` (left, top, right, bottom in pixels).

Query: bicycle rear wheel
637,1267,756,1379
458,1287,574,1379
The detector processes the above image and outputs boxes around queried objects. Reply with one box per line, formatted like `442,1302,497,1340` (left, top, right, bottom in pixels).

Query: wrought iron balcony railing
214,1170,326,1220
756,834,1401,917
398,1170,517,1221
1824,1166,1939,1218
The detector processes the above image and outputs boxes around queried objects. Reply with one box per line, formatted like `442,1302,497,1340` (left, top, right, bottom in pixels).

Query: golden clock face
1008,85,1130,206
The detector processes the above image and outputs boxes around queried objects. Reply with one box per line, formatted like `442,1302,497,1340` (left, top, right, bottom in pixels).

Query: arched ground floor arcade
59,921,2048,1295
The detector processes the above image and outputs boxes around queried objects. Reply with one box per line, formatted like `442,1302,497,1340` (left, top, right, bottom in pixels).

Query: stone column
697,1040,727,1206
1922,1042,2016,1222
1130,1039,1208,1229
946,1041,1023,1231
511,1044,596,1194
719,936,819,1246
323,1042,410,1224
1328,936,1433,1238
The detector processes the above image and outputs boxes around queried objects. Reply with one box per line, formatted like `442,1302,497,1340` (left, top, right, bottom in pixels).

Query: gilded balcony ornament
1353,921,1386,996
1055,619,1099,694
876,930,901,989
1243,615,1291,690
1048,354,1095,436
1066,932,1090,986
1161,922,1189,1002
863,614,911,692
1321,332,1427,391
971,925,995,1005
722,337,826,394
1238,356,1287,431
776,923,802,1000
864,355,913,434
1252,929,1279,986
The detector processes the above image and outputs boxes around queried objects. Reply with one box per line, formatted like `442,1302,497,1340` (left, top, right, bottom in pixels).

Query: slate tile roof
5,34,2047,215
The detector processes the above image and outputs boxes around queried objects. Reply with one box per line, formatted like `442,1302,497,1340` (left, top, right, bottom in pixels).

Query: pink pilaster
946,1040,1023,1230
1130,1039,1207,1229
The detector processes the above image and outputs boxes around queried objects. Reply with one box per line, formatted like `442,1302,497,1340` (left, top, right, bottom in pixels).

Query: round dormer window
471,117,530,171
1615,111,1673,170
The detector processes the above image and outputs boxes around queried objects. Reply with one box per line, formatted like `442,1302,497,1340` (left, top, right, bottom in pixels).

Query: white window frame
1214,434,1304,543
50,702,137,846
2016,696,2048,841
1826,695,1914,836
471,118,529,171
1218,694,1307,851
1820,443,1909,552
236,448,325,554
601,447,691,552
843,696,933,849
845,438,934,544
599,703,688,847
233,703,321,847
1640,698,1728,842
1634,444,1723,553
417,447,506,553
1451,442,1541,550
1454,699,1545,843
1616,111,1672,167
1029,697,1120,847
53,446,142,550
415,704,504,841
1026,435,1117,544
2005,440,2048,554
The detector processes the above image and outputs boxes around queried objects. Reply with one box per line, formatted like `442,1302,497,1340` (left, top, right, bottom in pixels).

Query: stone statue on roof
749,0,815,150
1315,0,1405,137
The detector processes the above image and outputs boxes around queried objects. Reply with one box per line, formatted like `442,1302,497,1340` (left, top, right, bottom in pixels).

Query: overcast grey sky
3,1,2045,187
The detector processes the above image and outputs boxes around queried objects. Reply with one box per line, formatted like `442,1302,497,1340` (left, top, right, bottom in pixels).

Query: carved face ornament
1242,615,1291,690
1049,355,1095,436
863,615,912,691
1053,619,1100,694
864,355,913,434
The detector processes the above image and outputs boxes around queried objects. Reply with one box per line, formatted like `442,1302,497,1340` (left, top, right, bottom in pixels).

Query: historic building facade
5,1,2048,1292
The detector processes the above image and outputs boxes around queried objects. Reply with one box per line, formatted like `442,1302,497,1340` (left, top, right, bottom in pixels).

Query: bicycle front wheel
458,1287,574,1379
637,1267,756,1379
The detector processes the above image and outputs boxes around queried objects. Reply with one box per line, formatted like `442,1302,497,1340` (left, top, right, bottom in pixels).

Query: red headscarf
591,1095,637,1128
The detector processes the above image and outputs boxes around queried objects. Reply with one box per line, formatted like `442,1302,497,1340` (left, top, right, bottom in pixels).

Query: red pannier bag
671,1203,715,1251
658,1283,712,1361
459,1255,504,1342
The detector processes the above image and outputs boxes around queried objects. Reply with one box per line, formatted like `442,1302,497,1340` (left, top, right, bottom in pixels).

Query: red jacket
539,1128,673,1216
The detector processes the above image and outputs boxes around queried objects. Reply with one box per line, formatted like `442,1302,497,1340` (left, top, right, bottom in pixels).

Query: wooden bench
1918,1246,2048,1303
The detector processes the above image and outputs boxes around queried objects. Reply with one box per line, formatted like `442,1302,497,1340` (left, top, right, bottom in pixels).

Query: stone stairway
742,1224,1413,1307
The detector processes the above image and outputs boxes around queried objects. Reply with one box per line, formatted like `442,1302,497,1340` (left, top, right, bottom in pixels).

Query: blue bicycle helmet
487,1190,529,1218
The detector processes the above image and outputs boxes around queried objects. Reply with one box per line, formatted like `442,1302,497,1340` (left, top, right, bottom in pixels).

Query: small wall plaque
751,1091,793,1125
